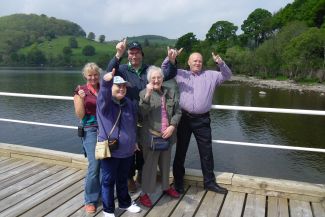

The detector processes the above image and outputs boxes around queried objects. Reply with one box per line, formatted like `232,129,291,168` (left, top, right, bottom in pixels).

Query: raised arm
212,52,232,83
106,39,127,74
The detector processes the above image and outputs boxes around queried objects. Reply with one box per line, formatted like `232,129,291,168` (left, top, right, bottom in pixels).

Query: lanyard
87,83,98,97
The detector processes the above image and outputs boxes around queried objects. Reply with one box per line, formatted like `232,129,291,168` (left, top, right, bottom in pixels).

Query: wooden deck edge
1,143,324,201
0,142,87,169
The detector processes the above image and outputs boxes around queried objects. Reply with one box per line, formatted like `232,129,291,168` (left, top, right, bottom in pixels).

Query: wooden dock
0,143,324,217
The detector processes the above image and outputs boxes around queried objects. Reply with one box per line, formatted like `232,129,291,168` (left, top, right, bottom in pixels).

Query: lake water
0,68,324,184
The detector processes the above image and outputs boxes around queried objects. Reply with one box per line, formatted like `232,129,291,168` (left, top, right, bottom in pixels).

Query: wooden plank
0,161,42,182
311,202,325,217
171,185,205,217
195,191,224,217
267,197,289,217
0,164,65,200
0,163,50,190
20,179,84,217
0,156,9,162
0,158,30,173
243,194,266,217
0,167,78,212
232,174,325,198
44,191,84,217
0,169,85,217
289,199,313,217
219,191,246,217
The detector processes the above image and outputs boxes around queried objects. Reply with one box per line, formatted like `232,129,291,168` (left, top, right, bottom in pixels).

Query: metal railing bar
214,140,325,153
0,118,77,129
0,92,73,100
211,105,325,116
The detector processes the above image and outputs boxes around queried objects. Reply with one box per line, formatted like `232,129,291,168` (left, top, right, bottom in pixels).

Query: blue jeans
82,126,101,205
101,156,133,213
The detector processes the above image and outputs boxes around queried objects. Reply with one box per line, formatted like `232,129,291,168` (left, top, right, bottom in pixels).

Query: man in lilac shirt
162,51,232,194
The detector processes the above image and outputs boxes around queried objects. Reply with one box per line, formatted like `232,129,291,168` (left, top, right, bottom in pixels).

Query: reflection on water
0,69,324,183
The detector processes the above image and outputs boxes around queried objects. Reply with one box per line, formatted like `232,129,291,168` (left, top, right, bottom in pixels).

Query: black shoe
204,184,228,194
175,186,185,194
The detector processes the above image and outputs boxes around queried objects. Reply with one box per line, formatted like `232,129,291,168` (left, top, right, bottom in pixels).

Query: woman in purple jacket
96,69,141,217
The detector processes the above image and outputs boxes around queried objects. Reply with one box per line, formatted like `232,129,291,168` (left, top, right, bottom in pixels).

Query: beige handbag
95,140,111,159
95,108,121,160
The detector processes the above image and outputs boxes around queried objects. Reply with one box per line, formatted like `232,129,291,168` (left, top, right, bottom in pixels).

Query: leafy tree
144,38,150,46
87,32,95,40
82,45,96,56
26,46,47,65
99,35,105,43
62,46,72,55
206,21,237,47
282,27,325,80
175,32,199,67
241,8,273,47
69,37,78,48
175,32,199,53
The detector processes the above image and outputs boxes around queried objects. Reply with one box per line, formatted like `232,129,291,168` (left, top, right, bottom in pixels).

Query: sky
0,0,294,41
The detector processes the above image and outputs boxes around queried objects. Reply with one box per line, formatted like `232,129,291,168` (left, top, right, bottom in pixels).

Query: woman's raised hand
103,68,116,81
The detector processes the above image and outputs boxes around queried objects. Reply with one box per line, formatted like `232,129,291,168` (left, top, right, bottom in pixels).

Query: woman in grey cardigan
138,66,182,207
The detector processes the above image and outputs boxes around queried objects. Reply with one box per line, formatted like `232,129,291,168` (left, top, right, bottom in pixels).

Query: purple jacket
96,78,137,158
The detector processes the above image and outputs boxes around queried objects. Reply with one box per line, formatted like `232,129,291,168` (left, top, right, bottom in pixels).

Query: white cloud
0,0,294,40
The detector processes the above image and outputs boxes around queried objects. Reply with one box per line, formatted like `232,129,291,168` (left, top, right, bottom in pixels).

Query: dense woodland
0,0,324,82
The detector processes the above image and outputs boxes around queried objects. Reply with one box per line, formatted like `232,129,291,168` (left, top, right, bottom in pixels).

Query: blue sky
0,0,294,40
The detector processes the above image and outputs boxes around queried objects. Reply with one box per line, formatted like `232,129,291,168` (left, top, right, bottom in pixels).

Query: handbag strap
97,107,122,140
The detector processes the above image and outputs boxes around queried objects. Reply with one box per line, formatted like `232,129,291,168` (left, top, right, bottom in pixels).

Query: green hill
0,13,86,62
118,35,176,47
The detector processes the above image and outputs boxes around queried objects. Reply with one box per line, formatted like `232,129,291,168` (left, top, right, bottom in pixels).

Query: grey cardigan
139,82,181,146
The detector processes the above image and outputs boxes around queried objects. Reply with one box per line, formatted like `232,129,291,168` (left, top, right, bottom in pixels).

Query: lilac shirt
162,59,232,114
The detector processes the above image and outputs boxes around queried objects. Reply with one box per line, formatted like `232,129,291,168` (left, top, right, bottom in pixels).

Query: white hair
146,65,164,82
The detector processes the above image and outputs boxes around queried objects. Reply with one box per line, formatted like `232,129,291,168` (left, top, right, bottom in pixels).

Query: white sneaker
125,202,141,213
103,211,115,217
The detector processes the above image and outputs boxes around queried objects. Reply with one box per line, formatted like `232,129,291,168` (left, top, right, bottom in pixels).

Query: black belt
181,109,210,118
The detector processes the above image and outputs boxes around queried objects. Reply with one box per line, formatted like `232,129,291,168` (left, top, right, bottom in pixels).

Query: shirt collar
128,62,144,77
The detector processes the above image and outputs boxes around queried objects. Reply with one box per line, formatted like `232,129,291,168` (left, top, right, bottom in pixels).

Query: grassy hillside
117,35,177,47
19,36,116,67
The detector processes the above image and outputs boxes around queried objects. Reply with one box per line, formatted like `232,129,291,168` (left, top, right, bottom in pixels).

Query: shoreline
230,75,325,94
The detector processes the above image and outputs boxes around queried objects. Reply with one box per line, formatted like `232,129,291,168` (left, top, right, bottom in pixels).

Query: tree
87,32,95,40
206,21,238,42
62,46,72,55
82,45,96,56
99,35,105,43
26,46,47,65
69,37,78,48
175,32,199,53
241,8,273,47
144,38,150,46
206,21,238,53
175,33,199,67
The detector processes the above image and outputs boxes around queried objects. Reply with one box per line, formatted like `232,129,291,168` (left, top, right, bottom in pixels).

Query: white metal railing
1,92,325,153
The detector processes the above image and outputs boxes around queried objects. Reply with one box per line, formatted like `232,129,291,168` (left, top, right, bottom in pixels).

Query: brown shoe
84,204,96,213
128,179,137,193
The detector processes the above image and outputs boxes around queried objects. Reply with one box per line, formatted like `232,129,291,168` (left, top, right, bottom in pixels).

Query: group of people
73,39,232,217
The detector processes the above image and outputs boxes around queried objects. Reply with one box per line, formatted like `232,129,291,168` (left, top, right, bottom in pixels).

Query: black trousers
128,150,144,179
173,112,216,187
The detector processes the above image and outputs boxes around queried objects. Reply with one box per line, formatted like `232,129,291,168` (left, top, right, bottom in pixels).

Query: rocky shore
230,75,325,95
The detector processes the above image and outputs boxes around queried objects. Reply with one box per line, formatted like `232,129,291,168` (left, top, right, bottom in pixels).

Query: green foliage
26,46,47,65
0,13,85,56
273,0,325,28
206,21,238,53
282,27,325,79
87,32,95,40
62,46,72,55
125,35,176,46
82,45,96,56
241,8,273,47
69,37,78,48
99,35,105,43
